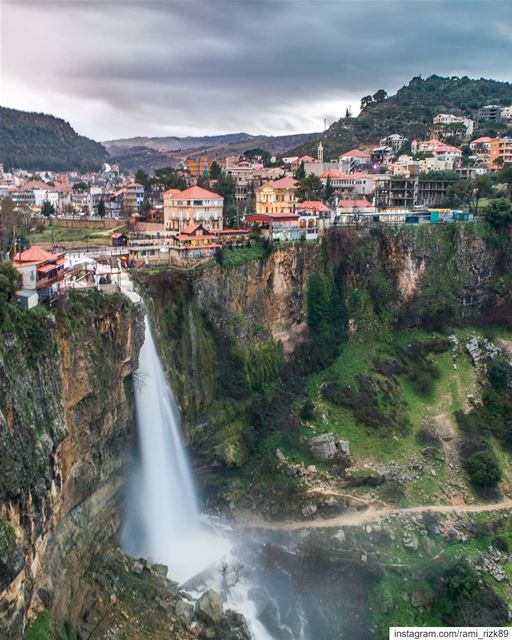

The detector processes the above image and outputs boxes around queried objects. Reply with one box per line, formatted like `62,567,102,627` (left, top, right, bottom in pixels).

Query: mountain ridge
0,106,107,171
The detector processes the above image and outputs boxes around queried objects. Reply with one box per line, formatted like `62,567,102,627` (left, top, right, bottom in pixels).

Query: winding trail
243,498,512,531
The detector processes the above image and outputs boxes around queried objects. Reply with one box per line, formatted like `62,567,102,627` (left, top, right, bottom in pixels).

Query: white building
433,114,474,137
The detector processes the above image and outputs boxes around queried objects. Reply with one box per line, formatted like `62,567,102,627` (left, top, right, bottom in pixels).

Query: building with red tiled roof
255,177,298,215
470,136,494,155
340,149,370,159
336,198,373,210
163,185,224,232
296,200,331,213
13,246,65,307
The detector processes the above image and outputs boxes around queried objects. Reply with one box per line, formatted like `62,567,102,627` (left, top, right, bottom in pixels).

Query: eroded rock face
0,295,144,638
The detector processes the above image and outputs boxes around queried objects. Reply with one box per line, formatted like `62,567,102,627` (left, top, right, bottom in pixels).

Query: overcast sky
1,0,511,141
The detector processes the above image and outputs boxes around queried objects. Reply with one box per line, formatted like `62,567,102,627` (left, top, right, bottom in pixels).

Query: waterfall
122,315,229,583
121,278,302,639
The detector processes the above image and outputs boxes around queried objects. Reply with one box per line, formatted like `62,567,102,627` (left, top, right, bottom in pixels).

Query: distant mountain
103,132,254,152
105,131,319,171
292,75,512,160
0,107,107,171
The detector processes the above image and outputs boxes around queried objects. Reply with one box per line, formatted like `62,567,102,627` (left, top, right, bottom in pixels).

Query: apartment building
163,185,224,232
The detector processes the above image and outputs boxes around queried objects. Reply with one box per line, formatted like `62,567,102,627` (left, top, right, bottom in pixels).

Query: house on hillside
163,186,224,232
338,149,371,174
245,212,300,241
255,177,298,215
171,223,219,260
13,246,65,307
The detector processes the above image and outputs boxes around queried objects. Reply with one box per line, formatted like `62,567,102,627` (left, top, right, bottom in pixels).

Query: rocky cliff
140,224,509,427
0,291,143,637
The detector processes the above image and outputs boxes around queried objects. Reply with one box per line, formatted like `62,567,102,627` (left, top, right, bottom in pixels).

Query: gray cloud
1,0,511,140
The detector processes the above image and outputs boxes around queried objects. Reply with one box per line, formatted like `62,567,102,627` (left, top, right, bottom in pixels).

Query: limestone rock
196,589,224,625
308,432,351,464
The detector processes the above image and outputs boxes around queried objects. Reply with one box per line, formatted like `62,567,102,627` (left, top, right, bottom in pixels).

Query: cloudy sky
1,0,511,141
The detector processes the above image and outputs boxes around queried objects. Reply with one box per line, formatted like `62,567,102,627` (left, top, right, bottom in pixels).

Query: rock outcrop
0,292,143,637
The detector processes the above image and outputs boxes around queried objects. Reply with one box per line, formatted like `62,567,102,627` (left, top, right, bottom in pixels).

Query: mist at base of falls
121,313,309,639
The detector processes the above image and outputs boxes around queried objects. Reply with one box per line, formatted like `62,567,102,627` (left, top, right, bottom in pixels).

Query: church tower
317,142,324,163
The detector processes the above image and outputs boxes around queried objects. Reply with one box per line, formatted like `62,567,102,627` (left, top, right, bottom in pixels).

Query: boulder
176,599,194,624
309,433,351,464
196,589,224,625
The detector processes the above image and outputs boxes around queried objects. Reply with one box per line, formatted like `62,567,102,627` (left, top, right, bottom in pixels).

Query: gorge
2,223,512,639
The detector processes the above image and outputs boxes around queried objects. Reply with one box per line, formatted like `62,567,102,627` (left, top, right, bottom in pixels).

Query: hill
105,131,318,171
292,75,512,160
103,132,254,152
0,107,107,171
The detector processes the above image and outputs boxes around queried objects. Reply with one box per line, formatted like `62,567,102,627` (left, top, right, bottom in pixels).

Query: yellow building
163,186,224,232
186,156,211,177
255,177,297,214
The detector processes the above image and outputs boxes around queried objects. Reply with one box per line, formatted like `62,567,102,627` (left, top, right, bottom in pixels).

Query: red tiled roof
20,180,50,191
320,168,343,179
13,246,63,267
163,188,183,197
181,223,206,235
176,186,223,200
298,155,316,162
341,149,370,158
37,259,64,273
297,200,331,212
471,137,493,144
262,177,297,190
337,198,372,209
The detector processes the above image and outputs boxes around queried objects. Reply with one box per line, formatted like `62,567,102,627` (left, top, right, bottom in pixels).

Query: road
243,498,512,531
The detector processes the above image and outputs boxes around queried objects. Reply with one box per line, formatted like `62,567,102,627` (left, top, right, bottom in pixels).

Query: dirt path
243,498,512,531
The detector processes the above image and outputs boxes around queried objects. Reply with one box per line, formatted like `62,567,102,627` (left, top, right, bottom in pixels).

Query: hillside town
1,102,512,307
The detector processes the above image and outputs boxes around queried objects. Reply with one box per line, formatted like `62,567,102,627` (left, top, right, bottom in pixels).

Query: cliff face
141,225,508,425
0,292,143,637
137,243,320,422
328,224,508,326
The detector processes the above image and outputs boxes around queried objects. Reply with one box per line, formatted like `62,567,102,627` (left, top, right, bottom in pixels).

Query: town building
319,169,374,198
296,200,332,239
245,212,301,241
338,149,371,174
501,106,512,121
433,114,474,137
110,182,144,217
412,139,462,161
186,157,212,177
379,134,408,152
163,185,224,232
255,177,297,215
373,175,457,209
13,246,65,307
478,105,501,122
470,136,494,155
489,138,512,167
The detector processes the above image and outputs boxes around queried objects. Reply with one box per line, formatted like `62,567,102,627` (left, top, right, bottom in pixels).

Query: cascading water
122,281,307,639
122,315,229,583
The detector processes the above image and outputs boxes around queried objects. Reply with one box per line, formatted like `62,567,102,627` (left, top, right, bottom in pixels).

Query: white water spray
123,316,229,583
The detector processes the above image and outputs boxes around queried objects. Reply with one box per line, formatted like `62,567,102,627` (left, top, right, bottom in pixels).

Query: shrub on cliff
485,199,512,231
464,447,502,488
